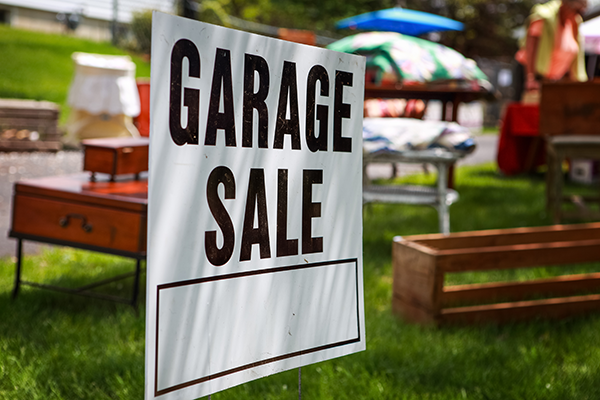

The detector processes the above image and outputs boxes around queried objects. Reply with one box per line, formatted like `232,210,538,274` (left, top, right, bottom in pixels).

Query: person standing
516,0,588,94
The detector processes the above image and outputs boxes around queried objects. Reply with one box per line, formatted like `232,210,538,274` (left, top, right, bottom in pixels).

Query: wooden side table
546,136,600,223
9,173,148,307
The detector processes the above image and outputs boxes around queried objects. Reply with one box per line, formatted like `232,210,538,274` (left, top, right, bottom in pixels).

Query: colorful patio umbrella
327,32,490,88
336,7,464,37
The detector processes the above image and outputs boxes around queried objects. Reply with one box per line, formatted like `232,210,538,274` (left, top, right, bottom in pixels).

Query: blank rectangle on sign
155,259,359,396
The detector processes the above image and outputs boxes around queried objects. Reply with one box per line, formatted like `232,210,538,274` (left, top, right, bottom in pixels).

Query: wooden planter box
392,223,600,325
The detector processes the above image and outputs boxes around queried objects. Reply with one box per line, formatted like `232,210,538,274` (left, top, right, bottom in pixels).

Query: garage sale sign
145,12,366,399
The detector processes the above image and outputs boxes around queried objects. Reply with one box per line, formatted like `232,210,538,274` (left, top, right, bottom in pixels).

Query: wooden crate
392,223,600,325
0,98,62,151
82,137,149,181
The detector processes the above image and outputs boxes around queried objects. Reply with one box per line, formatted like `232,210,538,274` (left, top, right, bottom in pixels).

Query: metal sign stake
298,367,302,400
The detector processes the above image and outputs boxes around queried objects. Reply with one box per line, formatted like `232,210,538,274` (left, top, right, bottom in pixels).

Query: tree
195,0,543,59
403,0,542,58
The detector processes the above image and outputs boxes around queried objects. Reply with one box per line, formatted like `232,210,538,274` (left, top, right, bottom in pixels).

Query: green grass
479,126,499,135
2,162,600,399
0,25,150,125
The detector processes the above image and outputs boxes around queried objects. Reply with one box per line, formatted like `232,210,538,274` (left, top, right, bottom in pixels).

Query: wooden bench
392,222,600,325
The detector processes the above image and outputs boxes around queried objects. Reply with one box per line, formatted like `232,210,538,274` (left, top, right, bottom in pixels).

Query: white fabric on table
67,52,140,117
362,117,475,155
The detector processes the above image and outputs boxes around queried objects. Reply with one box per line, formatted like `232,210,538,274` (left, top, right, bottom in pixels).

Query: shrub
130,9,153,55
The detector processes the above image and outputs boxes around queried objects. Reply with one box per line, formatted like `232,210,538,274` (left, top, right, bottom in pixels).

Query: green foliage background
194,0,541,58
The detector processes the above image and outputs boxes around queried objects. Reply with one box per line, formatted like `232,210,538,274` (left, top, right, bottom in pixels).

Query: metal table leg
10,237,145,307
12,239,22,299
436,162,450,235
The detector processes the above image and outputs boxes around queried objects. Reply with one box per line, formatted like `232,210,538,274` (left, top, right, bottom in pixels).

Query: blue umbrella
336,7,464,37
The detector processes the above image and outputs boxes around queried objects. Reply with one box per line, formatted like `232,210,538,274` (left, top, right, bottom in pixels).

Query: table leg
587,55,598,80
362,162,370,185
12,239,23,299
554,148,565,224
441,101,448,121
451,99,459,123
546,139,562,224
437,163,450,235
545,140,554,214
447,164,455,189
524,136,542,173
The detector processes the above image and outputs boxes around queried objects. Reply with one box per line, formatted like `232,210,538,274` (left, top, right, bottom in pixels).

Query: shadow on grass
1,247,147,316
0,249,147,399
352,312,600,399
0,288,146,398
8,275,146,312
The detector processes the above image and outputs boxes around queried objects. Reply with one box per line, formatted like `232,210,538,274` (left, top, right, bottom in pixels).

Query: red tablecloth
497,102,545,175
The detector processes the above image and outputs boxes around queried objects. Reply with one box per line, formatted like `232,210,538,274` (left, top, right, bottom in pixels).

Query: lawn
0,24,150,125
2,162,600,399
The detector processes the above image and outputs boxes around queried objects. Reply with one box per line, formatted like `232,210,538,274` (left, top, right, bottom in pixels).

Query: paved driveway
0,151,83,258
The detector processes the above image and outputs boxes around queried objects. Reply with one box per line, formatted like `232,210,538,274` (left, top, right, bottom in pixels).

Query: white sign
145,12,366,399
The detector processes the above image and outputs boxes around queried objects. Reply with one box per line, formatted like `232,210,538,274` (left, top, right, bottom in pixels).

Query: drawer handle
59,213,93,233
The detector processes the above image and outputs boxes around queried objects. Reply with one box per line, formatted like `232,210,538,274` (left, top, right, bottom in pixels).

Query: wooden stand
540,82,600,223
546,136,600,223
392,223,600,325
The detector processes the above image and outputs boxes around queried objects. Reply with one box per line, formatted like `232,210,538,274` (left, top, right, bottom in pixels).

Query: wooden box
0,98,62,151
10,173,148,256
82,137,149,181
392,223,600,325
